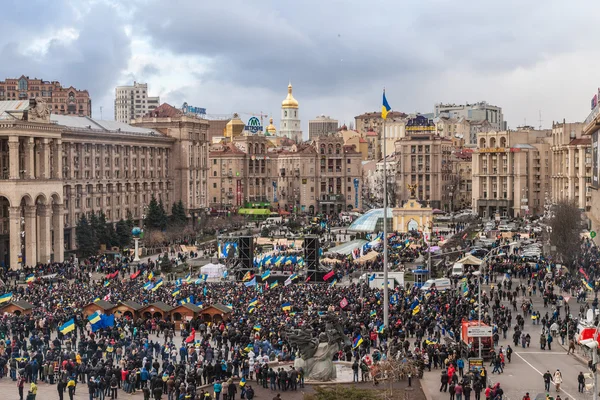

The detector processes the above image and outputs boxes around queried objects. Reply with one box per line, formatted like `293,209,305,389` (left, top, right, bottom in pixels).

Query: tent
456,254,483,266
321,257,342,264
356,251,379,264
200,263,227,278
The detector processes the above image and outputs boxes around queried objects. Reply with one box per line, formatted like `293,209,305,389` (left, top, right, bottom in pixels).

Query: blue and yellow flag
382,90,391,120
25,274,35,283
330,278,337,288
370,310,376,318
261,270,271,280
103,281,110,287
59,318,75,334
253,324,261,331
148,271,154,280
0,292,13,304
353,335,363,349
249,298,258,307
143,281,154,291
88,312,101,325
248,305,256,313
185,273,192,283
412,305,421,315
172,288,181,297
270,281,279,289
582,278,594,291
377,325,385,334
152,279,163,291
282,302,291,311
244,344,253,353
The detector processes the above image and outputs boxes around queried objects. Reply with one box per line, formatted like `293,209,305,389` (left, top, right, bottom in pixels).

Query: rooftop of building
53,115,165,137
569,137,591,145
435,101,500,109
355,111,406,119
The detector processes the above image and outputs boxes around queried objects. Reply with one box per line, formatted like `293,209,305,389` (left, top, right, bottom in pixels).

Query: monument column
8,137,19,179
37,204,52,263
52,204,64,262
24,205,37,266
8,207,21,270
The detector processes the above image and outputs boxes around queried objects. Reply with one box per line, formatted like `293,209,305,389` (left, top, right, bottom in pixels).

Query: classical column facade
52,204,64,262
25,138,35,179
8,207,21,270
8,137,19,179
37,204,52,263
24,205,37,266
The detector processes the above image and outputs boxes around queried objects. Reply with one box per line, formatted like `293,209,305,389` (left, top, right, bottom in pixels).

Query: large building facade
0,99,208,269
550,120,591,211
308,115,338,140
434,101,506,134
114,82,160,123
393,134,454,210
208,135,363,215
0,75,91,116
471,128,552,218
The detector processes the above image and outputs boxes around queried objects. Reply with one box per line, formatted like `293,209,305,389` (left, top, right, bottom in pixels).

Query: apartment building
550,120,591,211
394,134,454,210
308,115,338,139
114,82,160,123
471,128,552,218
0,75,91,116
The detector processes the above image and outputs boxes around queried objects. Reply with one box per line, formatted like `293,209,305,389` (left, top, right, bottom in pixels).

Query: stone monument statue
27,98,50,123
286,313,351,381
407,183,418,199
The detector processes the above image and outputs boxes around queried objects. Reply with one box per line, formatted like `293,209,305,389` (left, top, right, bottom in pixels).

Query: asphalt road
422,275,593,400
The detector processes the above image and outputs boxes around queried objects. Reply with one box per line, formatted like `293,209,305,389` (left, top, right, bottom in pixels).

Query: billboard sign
181,102,206,116
593,131,599,189
467,326,493,337
245,117,263,133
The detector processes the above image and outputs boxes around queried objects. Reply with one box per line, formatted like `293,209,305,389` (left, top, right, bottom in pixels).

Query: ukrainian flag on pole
382,90,391,119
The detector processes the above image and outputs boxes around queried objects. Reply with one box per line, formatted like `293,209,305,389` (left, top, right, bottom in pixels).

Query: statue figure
28,98,50,122
286,313,351,381
407,183,418,199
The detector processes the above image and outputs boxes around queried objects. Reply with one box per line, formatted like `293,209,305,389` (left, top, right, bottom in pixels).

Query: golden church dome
281,82,299,109
224,113,245,138
266,117,277,135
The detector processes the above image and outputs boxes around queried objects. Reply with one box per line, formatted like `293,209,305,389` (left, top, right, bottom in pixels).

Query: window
213,183,217,188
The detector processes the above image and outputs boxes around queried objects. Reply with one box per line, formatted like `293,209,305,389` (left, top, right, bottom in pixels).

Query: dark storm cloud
132,0,430,95
0,2,131,116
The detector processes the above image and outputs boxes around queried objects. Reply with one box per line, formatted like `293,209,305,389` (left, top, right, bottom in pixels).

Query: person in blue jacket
213,380,222,400
456,358,465,377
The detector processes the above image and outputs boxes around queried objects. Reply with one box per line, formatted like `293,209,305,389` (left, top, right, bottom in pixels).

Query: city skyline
0,0,598,133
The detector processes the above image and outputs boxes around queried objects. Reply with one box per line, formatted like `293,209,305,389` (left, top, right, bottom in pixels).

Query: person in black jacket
440,370,449,392
227,381,237,400
57,379,65,400
578,371,586,392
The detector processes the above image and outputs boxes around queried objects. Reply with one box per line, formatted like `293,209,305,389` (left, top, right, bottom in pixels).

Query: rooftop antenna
538,110,542,130
100,106,103,120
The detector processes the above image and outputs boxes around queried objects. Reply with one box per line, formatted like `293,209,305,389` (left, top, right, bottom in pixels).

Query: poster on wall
593,131,599,189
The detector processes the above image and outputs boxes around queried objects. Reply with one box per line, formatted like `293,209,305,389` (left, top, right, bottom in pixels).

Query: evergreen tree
160,253,171,272
144,196,163,230
171,200,188,226
158,199,168,230
126,210,134,230
96,211,109,246
76,215,98,257
115,219,131,248
88,212,100,251
106,222,118,248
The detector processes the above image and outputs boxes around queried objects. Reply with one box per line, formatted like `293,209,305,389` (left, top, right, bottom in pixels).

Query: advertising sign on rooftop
245,117,263,133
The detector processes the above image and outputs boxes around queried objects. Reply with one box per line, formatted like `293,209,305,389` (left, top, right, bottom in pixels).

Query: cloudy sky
1,0,599,137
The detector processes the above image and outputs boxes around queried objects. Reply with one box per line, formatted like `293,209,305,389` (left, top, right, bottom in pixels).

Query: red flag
305,276,311,283
340,298,348,309
462,233,468,240
323,270,335,281
185,328,196,343
130,270,141,280
580,267,590,281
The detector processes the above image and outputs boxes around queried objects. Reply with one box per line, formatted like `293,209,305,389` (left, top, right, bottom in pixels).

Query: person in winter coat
440,370,449,392
543,370,552,392
579,371,586,392
553,369,563,392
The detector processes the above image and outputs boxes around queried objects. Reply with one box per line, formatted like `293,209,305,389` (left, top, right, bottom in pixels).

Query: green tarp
238,208,271,215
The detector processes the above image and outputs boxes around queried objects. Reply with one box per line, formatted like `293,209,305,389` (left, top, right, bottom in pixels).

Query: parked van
451,263,465,277
420,278,452,292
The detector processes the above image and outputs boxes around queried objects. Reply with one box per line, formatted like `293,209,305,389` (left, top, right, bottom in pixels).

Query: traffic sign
591,231,597,239
467,326,492,337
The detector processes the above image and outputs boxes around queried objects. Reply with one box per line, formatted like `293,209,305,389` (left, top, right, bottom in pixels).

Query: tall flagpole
382,102,389,330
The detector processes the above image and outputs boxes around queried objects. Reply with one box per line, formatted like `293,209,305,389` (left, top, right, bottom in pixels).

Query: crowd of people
0,219,595,400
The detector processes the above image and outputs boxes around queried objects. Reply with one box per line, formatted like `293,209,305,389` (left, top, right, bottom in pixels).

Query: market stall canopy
321,257,342,264
200,263,227,278
327,239,368,256
356,251,379,264
456,254,483,266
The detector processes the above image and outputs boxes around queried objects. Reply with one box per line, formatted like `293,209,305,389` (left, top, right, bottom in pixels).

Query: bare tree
549,200,582,268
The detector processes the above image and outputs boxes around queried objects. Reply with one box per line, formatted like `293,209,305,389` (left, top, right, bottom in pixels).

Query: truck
359,271,405,290
461,320,494,360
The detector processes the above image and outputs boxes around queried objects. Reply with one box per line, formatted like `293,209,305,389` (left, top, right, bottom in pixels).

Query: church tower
280,83,302,142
